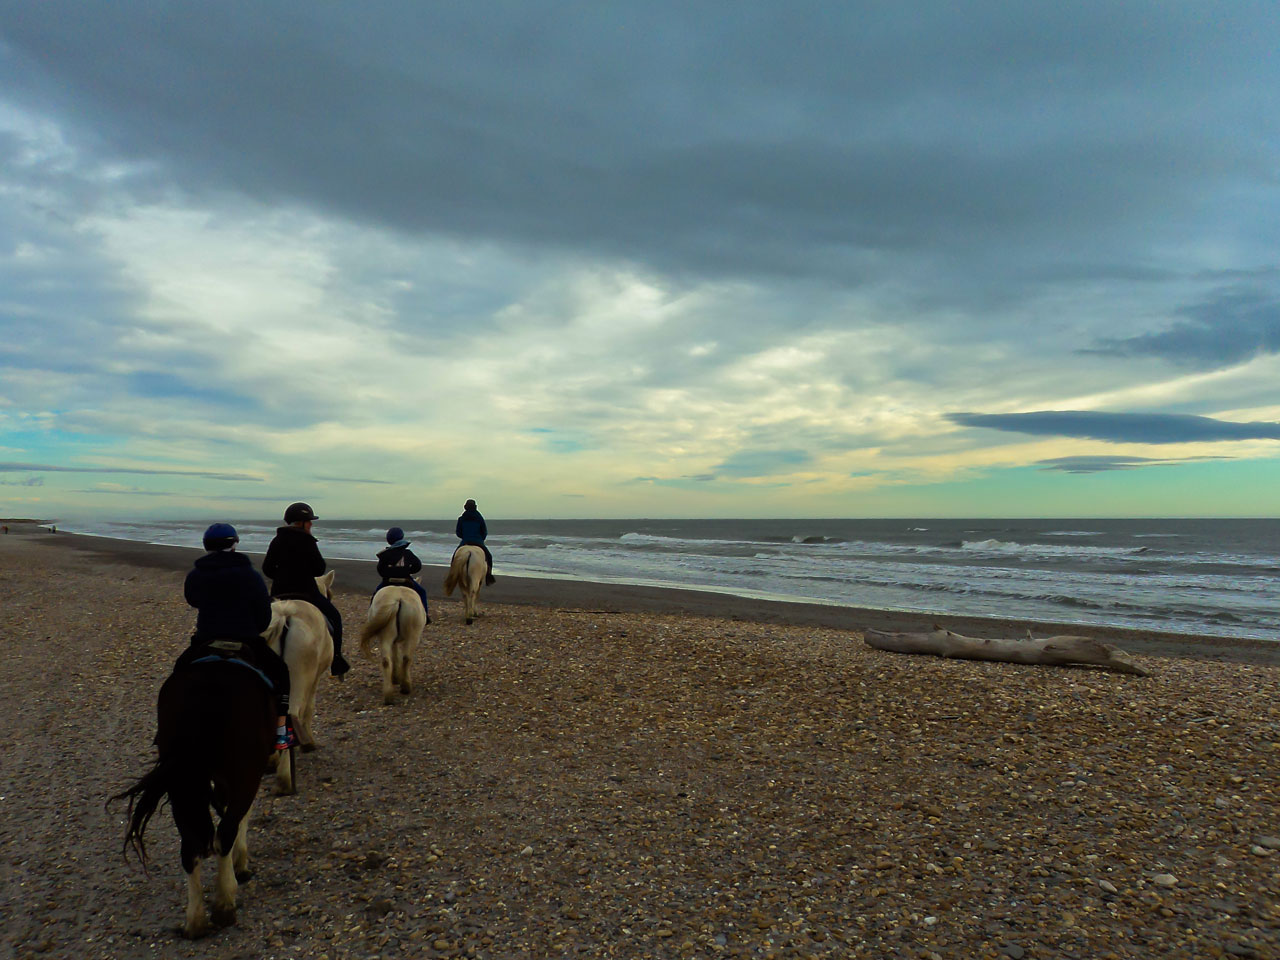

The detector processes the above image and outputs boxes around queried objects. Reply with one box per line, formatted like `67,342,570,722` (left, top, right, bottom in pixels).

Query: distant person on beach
263,502,350,677
455,498,495,585
374,526,430,621
174,523,295,750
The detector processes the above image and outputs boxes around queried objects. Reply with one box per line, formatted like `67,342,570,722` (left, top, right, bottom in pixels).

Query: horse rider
175,522,295,750
262,502,350,677
374,526,431,621
455,498,496,585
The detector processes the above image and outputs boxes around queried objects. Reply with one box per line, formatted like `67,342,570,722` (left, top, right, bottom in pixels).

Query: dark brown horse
113,657,275,938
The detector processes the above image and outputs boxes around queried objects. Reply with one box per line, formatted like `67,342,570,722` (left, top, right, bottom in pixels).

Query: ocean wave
960,538,1148,558
1043,530,1103,537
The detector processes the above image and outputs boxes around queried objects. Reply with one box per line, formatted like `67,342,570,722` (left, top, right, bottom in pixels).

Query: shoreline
16,522,1279,666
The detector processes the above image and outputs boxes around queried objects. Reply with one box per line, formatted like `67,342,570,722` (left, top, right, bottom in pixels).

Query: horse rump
112,662,274,869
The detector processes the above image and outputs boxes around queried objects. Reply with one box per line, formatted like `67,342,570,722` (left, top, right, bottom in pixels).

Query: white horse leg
274,746,294,795
232,811,251,880
398,640,413,695
184,860,210,939
380,634,396,704
298,679,319,751
210,841,238,927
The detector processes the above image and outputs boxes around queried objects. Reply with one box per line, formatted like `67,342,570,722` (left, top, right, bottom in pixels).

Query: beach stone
1000,944,1025,959
1152,874,1177,887
1098,880,1118,893
1254,836,1280,849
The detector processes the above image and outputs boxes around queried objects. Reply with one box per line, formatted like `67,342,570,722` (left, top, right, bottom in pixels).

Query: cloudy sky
1,2,1278,520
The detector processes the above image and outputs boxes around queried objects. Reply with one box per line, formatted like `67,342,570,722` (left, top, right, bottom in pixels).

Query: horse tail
112,749,213,871
112,760,169,869
443,553,460,596
360,594,399,656
262,606,287,649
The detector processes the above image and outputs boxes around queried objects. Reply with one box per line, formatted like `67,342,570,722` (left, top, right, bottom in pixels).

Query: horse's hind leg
274,748,295,796
232,813,252,882
211,806,251,926
183,860,210,939
380,637,397,705
292,681,318,752
397,641,413,696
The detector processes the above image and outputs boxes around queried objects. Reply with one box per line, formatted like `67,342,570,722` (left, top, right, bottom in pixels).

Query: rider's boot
331,648,351,678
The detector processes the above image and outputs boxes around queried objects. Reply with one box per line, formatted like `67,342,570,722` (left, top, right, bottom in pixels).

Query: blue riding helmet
386,526,405,544
203,522,239,552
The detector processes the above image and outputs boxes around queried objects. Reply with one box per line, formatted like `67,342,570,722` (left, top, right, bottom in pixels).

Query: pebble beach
1,521,1277,959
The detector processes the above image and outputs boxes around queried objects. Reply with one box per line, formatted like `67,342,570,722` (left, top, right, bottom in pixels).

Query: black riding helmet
284,502,318,523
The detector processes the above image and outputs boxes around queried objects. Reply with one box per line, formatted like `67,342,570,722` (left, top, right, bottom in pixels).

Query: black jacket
184,550,273,641
262,525,327,597
376,543,422,581
455,509,487,543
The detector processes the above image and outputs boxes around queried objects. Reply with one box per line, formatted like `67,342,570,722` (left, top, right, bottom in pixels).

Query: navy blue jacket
184,550,273,641
455,509,487,544
262,524,327,597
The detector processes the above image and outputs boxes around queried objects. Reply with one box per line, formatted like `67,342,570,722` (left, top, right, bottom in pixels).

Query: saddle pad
189,653,274,692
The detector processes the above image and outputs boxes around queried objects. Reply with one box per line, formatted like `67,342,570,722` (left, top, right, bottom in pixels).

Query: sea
53,517,1280,642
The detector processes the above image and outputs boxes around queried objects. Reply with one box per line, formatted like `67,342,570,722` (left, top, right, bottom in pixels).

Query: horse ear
320,569,336,594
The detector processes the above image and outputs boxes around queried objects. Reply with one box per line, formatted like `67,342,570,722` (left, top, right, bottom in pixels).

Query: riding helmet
284,501,318,523
386,526,405,544
203,522,239,552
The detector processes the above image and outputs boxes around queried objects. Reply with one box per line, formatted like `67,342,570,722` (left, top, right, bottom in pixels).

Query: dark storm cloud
1036,455,1228,473
0,461,262,480
2,1,1275,293
949,412,1280,444
1089,288,1280,369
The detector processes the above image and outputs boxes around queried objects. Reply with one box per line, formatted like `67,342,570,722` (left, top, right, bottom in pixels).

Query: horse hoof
383,695,396,706
399,684,411,695
301,743,318,754
180,921,212,940
210,904,237,928
235,869,254,884
465,618,473,625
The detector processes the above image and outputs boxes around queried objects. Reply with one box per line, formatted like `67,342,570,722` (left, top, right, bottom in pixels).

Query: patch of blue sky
126,371,262,411
714,449,812,478
528,428,591,454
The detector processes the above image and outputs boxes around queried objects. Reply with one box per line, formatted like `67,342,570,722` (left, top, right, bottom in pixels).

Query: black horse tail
112,742,214,871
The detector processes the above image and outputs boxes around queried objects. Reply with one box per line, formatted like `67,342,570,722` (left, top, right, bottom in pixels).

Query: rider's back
262,525,327,597
184,550,273,641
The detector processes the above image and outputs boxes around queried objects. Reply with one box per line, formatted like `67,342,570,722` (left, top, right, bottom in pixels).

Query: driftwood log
863,625,1148,676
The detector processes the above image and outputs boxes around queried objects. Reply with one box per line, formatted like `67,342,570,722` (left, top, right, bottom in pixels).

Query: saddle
185,639,275,692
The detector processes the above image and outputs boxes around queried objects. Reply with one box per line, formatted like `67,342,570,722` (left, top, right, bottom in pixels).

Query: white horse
261,571,335,794
443,545,486,624
359,585,427,704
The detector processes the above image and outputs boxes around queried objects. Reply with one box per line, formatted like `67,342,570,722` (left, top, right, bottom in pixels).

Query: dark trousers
178,635,290,715
375,578,429,612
